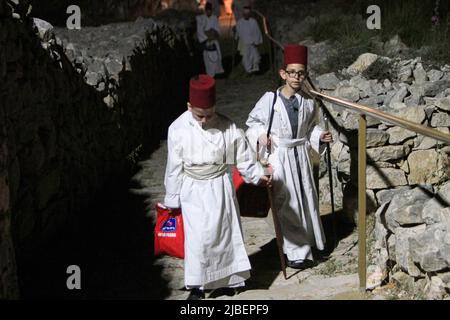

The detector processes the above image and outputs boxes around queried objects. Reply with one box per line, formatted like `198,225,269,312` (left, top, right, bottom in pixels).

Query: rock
386,126,416,144
394,225,426,276
394,106,426,124
388,86,408,108
414,136,438,150
359,96,384,108
366,265,387,290
347,53,378,76
427,69,443,82
366,166,408,190
367,145,406,162
413,63,427,84
437,271,450,288
385,187,432,230
33,18,54,42
436,96,450,111
425,276,447,300
384,35,408,56
383,79,392,90
375,186,412,205
410,222,450,272
366,129,390,147
437,181,450,204
391,271,414,291
423,204,450,225
342,111,381,130
423,80,450,97
413,278,427,297
408,150,450,185
397,63,413,82
349,75,374,98
316,72,340,90
336,85,360,102
430,112,450,127
399,159,409,173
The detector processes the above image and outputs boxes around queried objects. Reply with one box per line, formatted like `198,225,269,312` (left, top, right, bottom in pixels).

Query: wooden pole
358,114,367,292
267,186,287,280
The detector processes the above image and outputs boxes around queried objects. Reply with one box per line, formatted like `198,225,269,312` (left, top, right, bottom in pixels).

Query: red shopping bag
154,203,184,259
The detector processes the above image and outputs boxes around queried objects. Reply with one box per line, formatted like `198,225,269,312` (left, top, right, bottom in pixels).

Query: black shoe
187,288,205,300
287,259,316,270
209,287,236,299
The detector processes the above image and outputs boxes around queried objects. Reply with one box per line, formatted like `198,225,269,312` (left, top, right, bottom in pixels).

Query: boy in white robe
235,6,263,74
196,2,225,77
246,44,333,269
164,74,271,300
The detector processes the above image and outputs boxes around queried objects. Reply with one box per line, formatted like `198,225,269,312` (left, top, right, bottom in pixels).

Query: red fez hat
189,74,215,109
284,44,308,66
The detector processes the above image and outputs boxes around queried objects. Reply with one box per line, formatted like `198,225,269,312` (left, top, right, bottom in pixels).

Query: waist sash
184,163,227,180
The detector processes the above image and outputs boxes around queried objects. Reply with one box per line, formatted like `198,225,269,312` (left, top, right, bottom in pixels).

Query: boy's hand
320,131,333,143
258,134,271,147
258,175,272,188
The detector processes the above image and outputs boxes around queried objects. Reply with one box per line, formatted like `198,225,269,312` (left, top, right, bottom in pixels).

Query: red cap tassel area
189,74,216,109
283,44,308,66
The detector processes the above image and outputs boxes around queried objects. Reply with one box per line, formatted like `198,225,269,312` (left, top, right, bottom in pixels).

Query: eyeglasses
285,69,307,78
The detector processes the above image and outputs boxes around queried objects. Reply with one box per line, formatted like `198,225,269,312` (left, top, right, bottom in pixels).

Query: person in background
196,2,224,77
234,5,263,75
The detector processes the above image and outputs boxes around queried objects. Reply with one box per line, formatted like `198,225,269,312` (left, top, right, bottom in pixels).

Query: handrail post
358,114,367,292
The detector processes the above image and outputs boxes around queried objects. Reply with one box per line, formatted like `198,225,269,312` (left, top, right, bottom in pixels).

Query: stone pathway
132,70,387,300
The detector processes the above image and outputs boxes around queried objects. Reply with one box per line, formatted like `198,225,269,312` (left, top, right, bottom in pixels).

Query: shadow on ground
245,211,355,290
16,165,170,299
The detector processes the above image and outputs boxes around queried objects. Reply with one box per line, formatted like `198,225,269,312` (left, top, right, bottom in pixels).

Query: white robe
196,14,224,77
235,17,263,73
164,111,264,289
246,89,326,262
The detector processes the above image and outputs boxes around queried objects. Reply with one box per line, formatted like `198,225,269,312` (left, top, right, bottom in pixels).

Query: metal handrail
253,8,450,292
307,88,450,146
253,10,284,50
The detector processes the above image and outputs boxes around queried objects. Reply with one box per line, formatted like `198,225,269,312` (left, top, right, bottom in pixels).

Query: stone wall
0,0,195,298
313,54,450,298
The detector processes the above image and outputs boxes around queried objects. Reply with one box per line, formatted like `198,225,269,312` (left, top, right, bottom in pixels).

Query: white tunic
246,89,326,261
164,111,264,289
235,17,263,73
196,14,224,77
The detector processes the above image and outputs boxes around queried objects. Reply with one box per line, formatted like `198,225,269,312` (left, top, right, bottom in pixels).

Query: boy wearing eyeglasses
245,44,333,269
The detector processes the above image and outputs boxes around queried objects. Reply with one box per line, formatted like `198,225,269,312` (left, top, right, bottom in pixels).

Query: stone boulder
384,187,433,231
366,165,408,190
408,149,450,185
346,53,378,76
410,222,450,272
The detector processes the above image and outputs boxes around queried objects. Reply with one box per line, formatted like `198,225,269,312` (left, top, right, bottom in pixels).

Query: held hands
258,133,271,147
258,174,273,188
320,131,333,143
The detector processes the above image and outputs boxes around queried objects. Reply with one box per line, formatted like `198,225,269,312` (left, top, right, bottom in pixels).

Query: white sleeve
163,126,184,208
196,16,207,43
253,19,263,45
245,92,272,148
307,100,326,154
233,124,265,185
